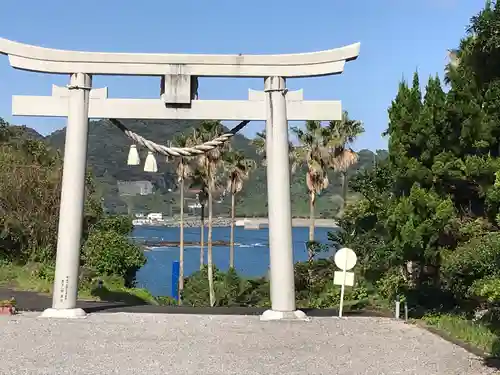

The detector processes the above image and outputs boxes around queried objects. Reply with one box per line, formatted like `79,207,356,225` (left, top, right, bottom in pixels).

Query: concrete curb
17,304,394,317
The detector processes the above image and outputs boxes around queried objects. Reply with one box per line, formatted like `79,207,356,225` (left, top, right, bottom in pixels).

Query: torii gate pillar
43,73,92,318
0,37,359,319
261,77,305,320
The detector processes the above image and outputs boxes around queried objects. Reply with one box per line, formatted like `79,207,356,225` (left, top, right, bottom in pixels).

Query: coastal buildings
132,212,164,226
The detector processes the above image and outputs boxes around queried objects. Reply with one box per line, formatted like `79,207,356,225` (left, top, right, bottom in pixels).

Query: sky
0,0,487,151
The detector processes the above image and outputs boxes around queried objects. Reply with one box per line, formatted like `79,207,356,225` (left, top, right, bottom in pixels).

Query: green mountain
10,118,385,217
46,119,259,215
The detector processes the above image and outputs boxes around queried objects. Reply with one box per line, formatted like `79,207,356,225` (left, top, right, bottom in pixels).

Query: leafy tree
82,229,146,286
330,160,394,281
93,214,133,235
0,120,103,262
334,1,500,313
0,118,147,293
441,232,500,300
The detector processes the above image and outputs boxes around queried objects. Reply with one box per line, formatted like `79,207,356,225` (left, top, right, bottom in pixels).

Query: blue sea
134,226,334,296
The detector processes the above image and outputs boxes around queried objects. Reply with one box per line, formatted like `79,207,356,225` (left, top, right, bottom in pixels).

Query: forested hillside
7,118,383,217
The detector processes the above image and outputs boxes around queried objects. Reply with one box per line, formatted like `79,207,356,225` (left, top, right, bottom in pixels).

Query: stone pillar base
260,309,310,321
39,308,87,319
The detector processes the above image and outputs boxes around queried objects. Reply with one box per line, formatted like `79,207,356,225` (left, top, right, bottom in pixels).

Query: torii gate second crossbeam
0,37,360,320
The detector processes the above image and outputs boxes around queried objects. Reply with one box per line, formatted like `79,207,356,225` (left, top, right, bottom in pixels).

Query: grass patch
0,262,158,305
0,262,53,293
86,274,159,305
421,313,499,356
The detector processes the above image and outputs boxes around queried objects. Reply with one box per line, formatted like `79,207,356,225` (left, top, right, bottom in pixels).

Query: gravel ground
0,313,496,375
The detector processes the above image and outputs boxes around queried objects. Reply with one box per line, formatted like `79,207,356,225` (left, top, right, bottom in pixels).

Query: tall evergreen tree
336,1,500,302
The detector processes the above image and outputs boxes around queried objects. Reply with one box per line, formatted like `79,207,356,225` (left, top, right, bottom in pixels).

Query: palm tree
291,121,332,251
223,150,256,269
191,168,208,270
327,111,364,210
250,131,266,161
250,130,298,172
333,149,358,209
192,120,228,306
172,134,192,305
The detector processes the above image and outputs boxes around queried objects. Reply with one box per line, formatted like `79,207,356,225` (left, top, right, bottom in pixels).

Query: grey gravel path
0,313,496,375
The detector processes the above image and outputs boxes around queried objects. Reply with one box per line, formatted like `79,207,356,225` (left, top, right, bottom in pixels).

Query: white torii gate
0,37,359,320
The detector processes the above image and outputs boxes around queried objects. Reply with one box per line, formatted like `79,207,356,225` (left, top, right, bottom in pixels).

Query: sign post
334,247,357,318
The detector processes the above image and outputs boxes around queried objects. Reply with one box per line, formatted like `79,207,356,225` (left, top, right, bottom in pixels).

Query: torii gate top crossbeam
0,37,359,77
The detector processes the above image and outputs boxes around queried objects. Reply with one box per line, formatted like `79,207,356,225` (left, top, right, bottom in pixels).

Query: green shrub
294,259,336,295
88,274,157,305
238,278,270,307
82,230,146,285
376,270,407,301
470,277,500,304
182,266,269,307
93,215,133,236
181,266,213,306
27,246,56,265
33,262,55,283
302,279,369,309
125,287,157,304
155,296,178,306
180,260,374,309
441,232,500,298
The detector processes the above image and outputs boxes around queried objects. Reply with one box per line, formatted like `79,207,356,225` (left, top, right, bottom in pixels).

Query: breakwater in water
141,239,231,250
161,217,232,228
154,217,338,228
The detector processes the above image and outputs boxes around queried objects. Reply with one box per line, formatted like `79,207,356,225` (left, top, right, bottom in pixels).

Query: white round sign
334,247,357,271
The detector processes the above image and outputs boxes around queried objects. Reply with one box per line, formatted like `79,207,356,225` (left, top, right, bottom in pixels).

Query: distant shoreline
136,217,338,229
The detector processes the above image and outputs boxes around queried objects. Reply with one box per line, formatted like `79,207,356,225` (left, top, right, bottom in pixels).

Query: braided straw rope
108,119,250,157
